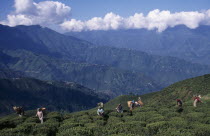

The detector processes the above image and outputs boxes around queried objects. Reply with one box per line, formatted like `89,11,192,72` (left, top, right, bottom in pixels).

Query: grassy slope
0,74,210,136
0,77,108,116
104,74,210,110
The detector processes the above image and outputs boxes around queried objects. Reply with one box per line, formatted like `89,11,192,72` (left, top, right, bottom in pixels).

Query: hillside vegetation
2,50,160,96
0,74,210,136
0,77,108,116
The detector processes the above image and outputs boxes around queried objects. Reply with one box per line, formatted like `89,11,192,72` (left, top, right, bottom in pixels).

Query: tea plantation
0,74,210,136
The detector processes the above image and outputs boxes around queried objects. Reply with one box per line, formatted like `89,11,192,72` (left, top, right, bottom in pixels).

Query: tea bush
146,121,168,135
186,112,205,122
57,126,92,136
2,93,210,135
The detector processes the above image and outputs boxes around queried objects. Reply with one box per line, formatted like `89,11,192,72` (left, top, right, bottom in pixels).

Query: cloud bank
1,0,210,32
1,0,71,26
61,9,210,32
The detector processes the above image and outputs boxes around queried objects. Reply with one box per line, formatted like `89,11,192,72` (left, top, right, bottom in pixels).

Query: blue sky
0,0,210,31
1,0,210,20
68,0,210,20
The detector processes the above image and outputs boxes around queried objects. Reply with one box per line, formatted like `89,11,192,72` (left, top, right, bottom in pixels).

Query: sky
0,0,210,32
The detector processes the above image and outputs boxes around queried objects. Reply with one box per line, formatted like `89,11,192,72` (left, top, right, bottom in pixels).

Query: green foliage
57,126,92,136
1,96,210,136
1,74,210,135
0,77,108,115
146,121,168,135
191,124,210,136
168,119,188,129
186,112,205,122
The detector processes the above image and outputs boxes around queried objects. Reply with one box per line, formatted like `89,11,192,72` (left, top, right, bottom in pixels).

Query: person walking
36,108,44,124
193,95,203,107
13,106,24,117
97,107,104,116
176,99,183,107
116,104,123,113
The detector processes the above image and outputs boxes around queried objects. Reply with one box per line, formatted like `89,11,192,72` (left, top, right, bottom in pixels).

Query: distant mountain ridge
1,50,161,96
66,25,210,65
0,24,210,96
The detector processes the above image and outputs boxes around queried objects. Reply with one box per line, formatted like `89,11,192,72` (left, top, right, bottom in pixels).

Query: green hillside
0,74,210,136
0,77,108,116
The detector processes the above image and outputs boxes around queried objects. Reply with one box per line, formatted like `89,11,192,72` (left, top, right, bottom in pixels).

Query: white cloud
15,0,34,13
204,9,210,25
1,0,71,27
61,9,210,32
86,12,123,30
7,14,33,26
1,1,210,32
60,12,124,32
60,19,85,32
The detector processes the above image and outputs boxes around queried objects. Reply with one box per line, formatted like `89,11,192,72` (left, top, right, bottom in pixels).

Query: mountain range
0,24,210,135
0,24,210,96
66,25,210,65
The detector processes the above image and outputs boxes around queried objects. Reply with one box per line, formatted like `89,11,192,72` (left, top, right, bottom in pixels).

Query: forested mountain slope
0,77,108,116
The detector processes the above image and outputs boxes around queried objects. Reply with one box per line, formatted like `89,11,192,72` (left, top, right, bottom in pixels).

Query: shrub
156,128,193,136
31,123,58,136
138,107,156,112
108,112,123,117
15,122,36,134
24,117,39,123
106,116,122,125
76,115,92,124
123,116,136,122
88,110,97,116
144,113,163,121
106,121,147,135
59,123,84,132
0,120,16,130
147,115,165,123
191,124,210,136
84,123,97,128
168,120,188,129
92,116,104,122
204,117,210,124
164,111,179,118
9,116,26,126
110,133,136,136
46,112,62,122
62,118,77,124
146,121,168,135
186,112,205,122
95,120,106,126
183,106,196,114
158,108,172,116
0,128,27,136
132,112,147,121
57,126,92,136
